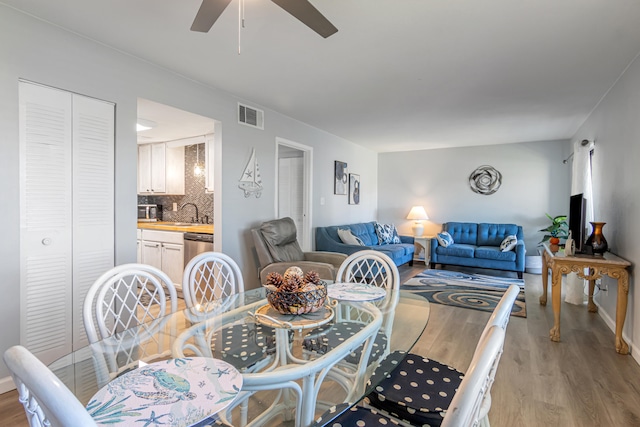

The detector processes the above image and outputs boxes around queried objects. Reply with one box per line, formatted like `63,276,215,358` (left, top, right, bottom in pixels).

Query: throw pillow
337,228,365,246
500,235,518,252
374,222,401,245
436,231,454,247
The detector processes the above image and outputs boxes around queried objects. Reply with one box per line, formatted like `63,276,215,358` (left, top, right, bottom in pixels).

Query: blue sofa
430,222,525,278
315,222,415,267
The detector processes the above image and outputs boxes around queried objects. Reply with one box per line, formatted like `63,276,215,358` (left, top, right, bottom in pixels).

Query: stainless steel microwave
138,204,162,222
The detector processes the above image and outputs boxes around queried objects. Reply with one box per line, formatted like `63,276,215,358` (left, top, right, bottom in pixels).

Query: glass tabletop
49,287,430,426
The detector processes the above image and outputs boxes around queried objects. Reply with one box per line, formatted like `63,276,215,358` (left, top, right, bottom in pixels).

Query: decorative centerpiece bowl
263,267,326,315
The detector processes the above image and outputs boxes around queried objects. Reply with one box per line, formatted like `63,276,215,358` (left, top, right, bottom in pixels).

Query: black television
569,193,586,253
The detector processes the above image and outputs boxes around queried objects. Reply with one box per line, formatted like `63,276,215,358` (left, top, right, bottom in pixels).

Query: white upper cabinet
138,142,184,195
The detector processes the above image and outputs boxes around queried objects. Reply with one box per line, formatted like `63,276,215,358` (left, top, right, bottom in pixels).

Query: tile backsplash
138,143,213,223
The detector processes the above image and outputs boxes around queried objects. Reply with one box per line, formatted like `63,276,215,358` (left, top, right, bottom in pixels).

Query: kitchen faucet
179,202,199,223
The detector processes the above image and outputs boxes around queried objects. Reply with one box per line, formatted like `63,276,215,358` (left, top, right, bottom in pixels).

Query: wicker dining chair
4,345,98,427
361,283,520,426
82,263,178,382
312,325,507,427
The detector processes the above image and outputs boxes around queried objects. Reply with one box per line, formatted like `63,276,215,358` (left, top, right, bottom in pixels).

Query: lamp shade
407,206,429,221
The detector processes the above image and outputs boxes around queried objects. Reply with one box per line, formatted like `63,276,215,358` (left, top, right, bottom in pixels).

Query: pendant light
194,144,204,176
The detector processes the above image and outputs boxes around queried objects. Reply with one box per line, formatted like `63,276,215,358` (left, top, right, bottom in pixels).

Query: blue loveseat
315,222,415,267
430,222,525,278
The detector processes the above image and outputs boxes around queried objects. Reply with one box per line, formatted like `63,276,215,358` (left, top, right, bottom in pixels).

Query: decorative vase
585,222,608,255
549,236,560,245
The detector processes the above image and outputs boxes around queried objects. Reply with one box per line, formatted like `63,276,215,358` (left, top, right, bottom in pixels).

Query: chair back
83,263,178,343
182,252,244,311
475,283,520,353
3,345,97,427
82,264,178,381
252,217,305,268
336,250,400,290
441,325,506,427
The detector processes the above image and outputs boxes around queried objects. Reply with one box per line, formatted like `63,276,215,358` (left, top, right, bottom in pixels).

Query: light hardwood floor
2,265,640,426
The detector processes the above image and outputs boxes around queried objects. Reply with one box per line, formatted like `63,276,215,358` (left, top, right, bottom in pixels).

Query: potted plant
539,214,569,244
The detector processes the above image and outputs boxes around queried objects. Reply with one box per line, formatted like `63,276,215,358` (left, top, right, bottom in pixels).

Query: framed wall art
334,160,348,195
348,173,360,205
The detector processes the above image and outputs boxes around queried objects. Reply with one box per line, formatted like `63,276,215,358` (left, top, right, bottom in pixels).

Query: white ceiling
137,98,215,144
5,0,640,152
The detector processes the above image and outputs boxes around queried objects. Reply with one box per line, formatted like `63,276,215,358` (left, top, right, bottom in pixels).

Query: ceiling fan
191,0,338,38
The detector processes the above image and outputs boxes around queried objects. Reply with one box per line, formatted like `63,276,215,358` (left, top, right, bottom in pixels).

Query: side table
413,237,431,265
540,243,631,354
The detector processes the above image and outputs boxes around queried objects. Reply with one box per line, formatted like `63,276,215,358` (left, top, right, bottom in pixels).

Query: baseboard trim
595,300,635,359
0,375,16,394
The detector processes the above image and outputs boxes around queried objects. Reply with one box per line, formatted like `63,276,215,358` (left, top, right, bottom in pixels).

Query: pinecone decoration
265,272,283,288
304,270,321,285
284,266,304,282
280,274,303,293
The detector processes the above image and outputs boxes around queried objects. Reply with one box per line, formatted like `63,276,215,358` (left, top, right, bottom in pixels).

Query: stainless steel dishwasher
183,232,214,266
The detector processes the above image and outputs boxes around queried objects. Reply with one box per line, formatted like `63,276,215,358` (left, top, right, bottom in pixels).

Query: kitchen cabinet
138,142,185,195
19,82,114,364
137,229,142,263
140,229,184,287
162,243,184,287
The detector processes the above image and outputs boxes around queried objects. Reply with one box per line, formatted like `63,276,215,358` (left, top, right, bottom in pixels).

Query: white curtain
565,139,595,304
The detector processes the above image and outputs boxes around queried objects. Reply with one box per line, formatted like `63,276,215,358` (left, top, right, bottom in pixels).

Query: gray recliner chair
251,217,347,283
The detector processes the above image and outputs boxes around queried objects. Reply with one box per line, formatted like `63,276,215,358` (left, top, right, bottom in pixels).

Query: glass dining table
48,286,430,427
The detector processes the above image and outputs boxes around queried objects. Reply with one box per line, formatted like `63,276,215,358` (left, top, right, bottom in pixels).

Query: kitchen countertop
138,221,214,234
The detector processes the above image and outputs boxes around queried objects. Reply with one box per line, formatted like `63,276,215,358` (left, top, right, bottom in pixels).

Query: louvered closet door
19,82,115,364
72,94,114,351
19,82,74,364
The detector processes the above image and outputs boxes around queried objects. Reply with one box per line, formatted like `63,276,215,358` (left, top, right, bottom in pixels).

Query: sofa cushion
499,235,518,252
436,231,454,247
475,246,516,262
477,223,520,246
374,222,401,244
436,243,475,258
337,228,364,246
444,222,478,245
346,222,379,246
376,244,408,260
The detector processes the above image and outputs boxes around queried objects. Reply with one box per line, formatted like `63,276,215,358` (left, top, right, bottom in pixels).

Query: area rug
401,269,526,317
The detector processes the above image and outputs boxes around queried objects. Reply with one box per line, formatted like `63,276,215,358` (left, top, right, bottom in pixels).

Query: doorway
136,98,221,274
276,138,313,251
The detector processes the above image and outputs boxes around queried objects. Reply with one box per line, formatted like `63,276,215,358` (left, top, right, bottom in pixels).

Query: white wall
573,53,640,362
0,5,377,379
377,140,572,253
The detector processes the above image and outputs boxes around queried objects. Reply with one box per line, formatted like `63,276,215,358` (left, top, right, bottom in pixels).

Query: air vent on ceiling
238,103,264,130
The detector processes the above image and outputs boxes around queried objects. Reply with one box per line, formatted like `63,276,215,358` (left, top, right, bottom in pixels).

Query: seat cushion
435,243,475,258
313,404,400,427
302,321,387,365
211,323,275,369
475,245,516,262
365,352,464,426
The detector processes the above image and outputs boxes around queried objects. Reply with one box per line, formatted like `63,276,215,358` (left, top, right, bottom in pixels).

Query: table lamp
407,206,429,237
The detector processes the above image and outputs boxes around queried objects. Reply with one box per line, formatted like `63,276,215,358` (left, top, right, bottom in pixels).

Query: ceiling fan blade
271,0,338,38
191,0,233,33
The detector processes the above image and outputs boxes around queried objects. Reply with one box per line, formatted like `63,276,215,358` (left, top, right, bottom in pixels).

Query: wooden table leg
588,268,598,313
540,253,549,306
615,271,630,354
549,266,562,342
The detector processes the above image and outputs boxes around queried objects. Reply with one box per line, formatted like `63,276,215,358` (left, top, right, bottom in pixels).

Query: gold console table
540,243,631,354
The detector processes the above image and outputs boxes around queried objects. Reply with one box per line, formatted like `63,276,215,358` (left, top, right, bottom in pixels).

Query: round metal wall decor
469,165,502,195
